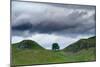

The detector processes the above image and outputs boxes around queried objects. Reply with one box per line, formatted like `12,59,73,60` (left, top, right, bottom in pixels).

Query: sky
11,1,96,49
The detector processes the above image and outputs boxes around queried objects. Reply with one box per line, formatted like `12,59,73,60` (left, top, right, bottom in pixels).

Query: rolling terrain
11,36,96,66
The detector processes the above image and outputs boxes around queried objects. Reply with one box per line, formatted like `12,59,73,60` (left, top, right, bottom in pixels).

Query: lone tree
52,43,60,50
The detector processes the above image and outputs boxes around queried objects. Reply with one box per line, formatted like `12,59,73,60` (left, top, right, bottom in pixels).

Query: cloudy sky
11,1,96,49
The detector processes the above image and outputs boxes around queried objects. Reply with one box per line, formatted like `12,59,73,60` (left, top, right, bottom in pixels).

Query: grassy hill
11,36,96,66
63,36,96,52
12,40,45,50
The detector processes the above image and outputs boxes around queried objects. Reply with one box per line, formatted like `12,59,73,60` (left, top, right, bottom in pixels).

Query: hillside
63,36,96,52
12,40,45,50
11,36,96,66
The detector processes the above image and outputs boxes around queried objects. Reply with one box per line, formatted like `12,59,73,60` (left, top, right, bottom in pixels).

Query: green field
11,36,96,66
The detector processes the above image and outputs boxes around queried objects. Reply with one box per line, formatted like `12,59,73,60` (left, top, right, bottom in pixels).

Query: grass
12,47,96,66
11,36,96,66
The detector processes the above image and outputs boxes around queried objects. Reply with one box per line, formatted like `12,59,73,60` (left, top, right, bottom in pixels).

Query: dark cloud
11,1,96,37
12,22,33,31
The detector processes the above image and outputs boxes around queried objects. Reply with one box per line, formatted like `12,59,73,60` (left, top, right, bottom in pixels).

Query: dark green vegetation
11,36,96,66
12,40,45,50
63,36,96,52
52,43,60,50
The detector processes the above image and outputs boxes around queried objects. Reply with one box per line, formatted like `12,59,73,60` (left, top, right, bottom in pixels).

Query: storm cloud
11,1,96,37
11,1,96,49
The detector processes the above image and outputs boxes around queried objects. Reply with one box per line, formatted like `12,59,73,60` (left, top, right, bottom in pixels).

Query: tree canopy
52,43,60,50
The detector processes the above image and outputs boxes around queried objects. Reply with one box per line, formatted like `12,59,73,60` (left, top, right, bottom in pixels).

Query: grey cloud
11,1,96,37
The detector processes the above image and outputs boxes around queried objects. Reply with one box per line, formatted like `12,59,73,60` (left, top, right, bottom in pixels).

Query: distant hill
63,36,96,52
12,40,45,50
11,36,96,66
